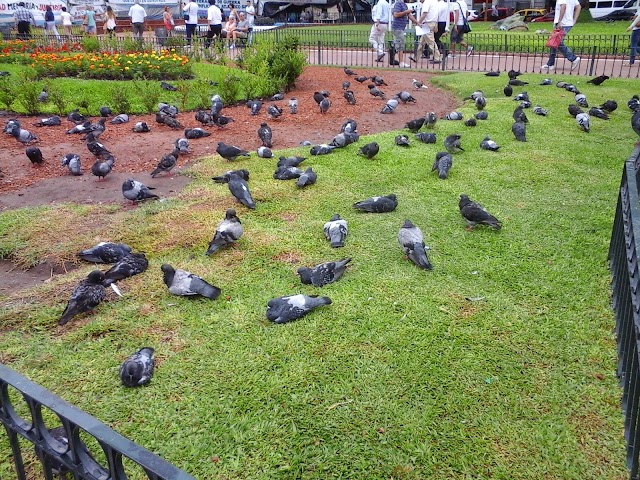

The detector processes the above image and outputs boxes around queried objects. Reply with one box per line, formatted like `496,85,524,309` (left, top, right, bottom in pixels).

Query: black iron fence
0,363,195,480
609,147,640,480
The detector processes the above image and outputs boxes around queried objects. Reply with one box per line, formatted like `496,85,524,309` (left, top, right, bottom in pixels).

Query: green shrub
132,80,162,112
18,82,42,115
111,83,132,113
174,80,191,111
191,79,213,110
0,77,18,111
46,83,67,115
81,36,100,53
240,35,305,92
217,73,241,105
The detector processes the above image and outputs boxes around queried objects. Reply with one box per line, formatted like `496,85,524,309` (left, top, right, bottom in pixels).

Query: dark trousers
205,24,222,47
132,22,144,38
17,21,31,39
434,21,446,54
185,23,197,44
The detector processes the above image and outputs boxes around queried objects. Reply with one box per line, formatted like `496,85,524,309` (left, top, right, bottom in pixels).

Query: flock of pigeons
9,67,640,387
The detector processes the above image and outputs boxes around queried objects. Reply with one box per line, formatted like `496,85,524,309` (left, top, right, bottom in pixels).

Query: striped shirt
14,6,35,23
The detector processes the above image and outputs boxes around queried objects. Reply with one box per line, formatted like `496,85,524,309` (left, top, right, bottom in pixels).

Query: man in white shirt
128,0,147,39
245,0,255,25
450,0,473,57
369,0,390,62
417,0,441,63
60,6,73,37
541,0,581,71
205,0,222,47
183,0,200,45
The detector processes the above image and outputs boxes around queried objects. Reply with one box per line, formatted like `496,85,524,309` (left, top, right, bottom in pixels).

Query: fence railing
0,363,195,480
609,147,640,480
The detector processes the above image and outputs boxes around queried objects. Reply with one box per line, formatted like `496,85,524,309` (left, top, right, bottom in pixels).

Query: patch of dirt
0,258,78,295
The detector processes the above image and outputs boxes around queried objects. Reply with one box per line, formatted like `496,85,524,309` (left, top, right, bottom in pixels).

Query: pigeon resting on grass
266,294,332,324
444,134,464,153
273,166,303,180
353,194,397,213
406,117,425,132
358,142,379,159
161,81,178,91
120,347,155,387
206,208,243,255
533,105,548,116
296,167,317,187
415,132,436,144
161,264,221,299
395,134,410,147
324,214,348,248
297,258,352,287
257,146,274,158
431,152,453,179
310,144,336,156
480,136,500,151
397,219,432,270
212,169,250,183
503,85,513,97
459,194,502,230
512,121,527,142
58,270,106,326
103,252,148,285
122,178,159,202
79,242,132,263
475,111,488,120
278,156,306,168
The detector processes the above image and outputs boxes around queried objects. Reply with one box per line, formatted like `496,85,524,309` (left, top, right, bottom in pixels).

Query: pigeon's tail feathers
58,304,77,326
336,257,352,269
150,167,162,178
312,295,333,306
197,281,221,300
409,242,433,270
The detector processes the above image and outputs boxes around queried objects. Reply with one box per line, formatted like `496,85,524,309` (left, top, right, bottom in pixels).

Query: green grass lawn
0,71,636,479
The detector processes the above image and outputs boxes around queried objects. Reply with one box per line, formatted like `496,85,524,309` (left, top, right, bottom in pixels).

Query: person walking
103,5,117,37
417,0,441,63
205,0,222,47
245,0,255,25
44,6,60,39
624,10,640,66
14,2,35,40
369,0,390,62
183,0,199,45
434,0,448,57
128,0,147,40
163,6,174,35
60,7,73,37
450,0,473,57
83,5,97,35
391,0,417,67
541,0,581,71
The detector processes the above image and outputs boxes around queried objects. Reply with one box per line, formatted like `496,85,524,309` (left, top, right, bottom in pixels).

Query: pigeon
161,264,221,299
85,134,112,159
459,194,502,230
227,172,256,209
160,81,177,91
480,136,500,151
58,270,107,326
470,90,484,100
273,165,303,180
195,110,214,125
507,69,522,79
151,149,180,177
277,156,306,168
514,91,529,102
395,134,410,146
163,116,183,129
587,75,609,86
568,104,584,117
564,84,580,94
474,96,486,111
79,242,132,264
344,90,357,105
508,79,528,86
310,144,336,156
257,122,273,148
271,92,285,101
247,99,262,116
296,167,317,187
588,107,609,120
371,76,387,86
61,153,82,176
91,156,114,180
183,128,210,139
398,220,432,270
485,70,500,76
103,252,149,285
212,169,250,184
633,109,640,142
424,112,437,129
205,208,243,255
629,95,640,112
512,121,527,142
353,194,397,213
358,142,379,159
158,103,178,116
464,118,477,127
331,132,360,149
341,119,357,134
8,123,37,144
132,121,150,133
575,93,589,108
444,112,463,121
444,134,464,153
267,104,283,119
34,116,61,127
312,91,327,104
576,112,590,132
475,111,489,120
66,121,91,135
319,97,331,113
519,101,532,109
266,294,332,324
533,105,548,116
406,117,425,132
297,258,352,287
110,113,129,125
354,75,368,83
503,84,513,97
86,118,107,139
212,114,234,128
38,89,47,104
600,100,618,113
540,78,552,86
513,106,528,123
415,132,436,144
342,81,351,91
343,67,356,76
431,151,453,179
257,146,274,158
412,78,427,89
380,104,395,115
26,146,43,165
67,109,86,124
289,98,298,114
368,86,385,99
99,106,112,117
210,95,223,115
324,214,348,247
122,178,159,202
217,142,250,161
4,119,20,133
396,91,416,103
120,347,155,387
175,138,189,154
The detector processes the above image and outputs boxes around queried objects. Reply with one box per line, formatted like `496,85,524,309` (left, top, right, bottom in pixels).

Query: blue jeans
185,23,197,45
547,25,576,66
630,28,640,64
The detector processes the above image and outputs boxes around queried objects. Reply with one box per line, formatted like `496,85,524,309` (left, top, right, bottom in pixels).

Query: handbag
546,28,565,48
458,3,471,33
183,13,189,21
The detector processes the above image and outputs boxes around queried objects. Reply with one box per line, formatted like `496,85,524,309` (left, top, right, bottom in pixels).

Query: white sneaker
540,64,555,71
399,62,411,68
466,46,474,56
623,60,635,66
571,56,580,71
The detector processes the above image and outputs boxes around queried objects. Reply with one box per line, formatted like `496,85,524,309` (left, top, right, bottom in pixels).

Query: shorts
450,27,464,43
85,25,96,34
392,29,405,50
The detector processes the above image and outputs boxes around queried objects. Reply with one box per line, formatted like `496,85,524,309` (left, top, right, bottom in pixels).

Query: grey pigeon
353,194,397,213
26,146,43,165
519,101,532,109
533,105,548,116
161,264,221,299
257,146,274,158
508,79,528,86
228,172,256,209
474,96,486,110
424,112,437,129
34,116,61,127
120,347,155,387
213,114,234,128
217,142,250,161
485,70,500,76
266,294,332,324
576,112,590,132
406,117,425,132
412,78,427,89
206,208,243,255
540,78,552,86
503,85,513,97
415,132,436,144
319,97,331,113
475,111,488,120
277,156,306,168
100,106,112,117
289,98,298,114
469,90,484,101
368,86,385,99
344,90,357,105
91,156,114,180
67,109,85,124
184,128,210,139
158,103,179,116
354,75,368,83
431,151,453,179
58,270,106,326
267,104,283,119
257,122,273,147
512,121,527,142
175,137,189,154
271,92,285,101
61,153,82,176
396,91,416,103
480,136,500,151
163,116,183,130
324,214,348,247
161,81,177,91
151,149,180,177
297,258,351,287
330,132,359,148
341,119,357,133
212,169,250,183
507,69,522,79
395,134,410,146
195,110,214,125
600,100,618,113
575,93,589,108
632,109,640,142
371,76,387,86
273,165,303,180
343,67,356,76
397,220,432,270
514,92,529,102
380,104,395,114
79,242,132,264
588,107,609,120
86,118,107,139
357,142,379,159
103,252,148,285
132,121,150,133
342,81,351,90
310,144,336,156
8,123,37,143
110,113,129,125
211,95,223,115
444,111,463,121
464,118,477,127
568,104,584,117
296,167,317,187
444,134,464,153
513,106,528,123
122,178,159,202
247,99,262,116
38,89,49,103
564,83,579,94
86,134,111,158
459,194,502,230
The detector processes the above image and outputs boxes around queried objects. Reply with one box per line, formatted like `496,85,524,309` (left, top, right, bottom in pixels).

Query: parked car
531,11,555,22
594,8,636,21
514,8,547,21
470,7,512,21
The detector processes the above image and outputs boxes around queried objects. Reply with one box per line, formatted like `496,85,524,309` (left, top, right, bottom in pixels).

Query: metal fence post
317,40,322,65
588,45,597,77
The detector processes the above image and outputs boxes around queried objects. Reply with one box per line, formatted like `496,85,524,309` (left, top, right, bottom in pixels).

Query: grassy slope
0,71,635,479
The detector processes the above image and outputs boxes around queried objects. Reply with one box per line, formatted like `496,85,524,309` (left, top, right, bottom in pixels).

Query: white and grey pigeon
205,208,243,255
211,94,223,115
79,242,132,263
397,219,432,270
533,105,548,116
424,112,438,129
257,146,274,158
341,119,357,134
444,111,463,121
34,115,61,127
310,144,336,156
266,294,332,324
297,257,352,287
132,121,150,133
119,347,155,387
324,214,348,248
353,194,397,213
412,78,428,89
289,97,298,114
61,153,82,175
296,167,317,188
480,136,500,151
8,123,37,143
122,178,159,202
273,165,303,180
161,264,221,299
175,137,189,154
395,134,410,146
575,93,589,108
110,113,129,125
576,112,590,132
